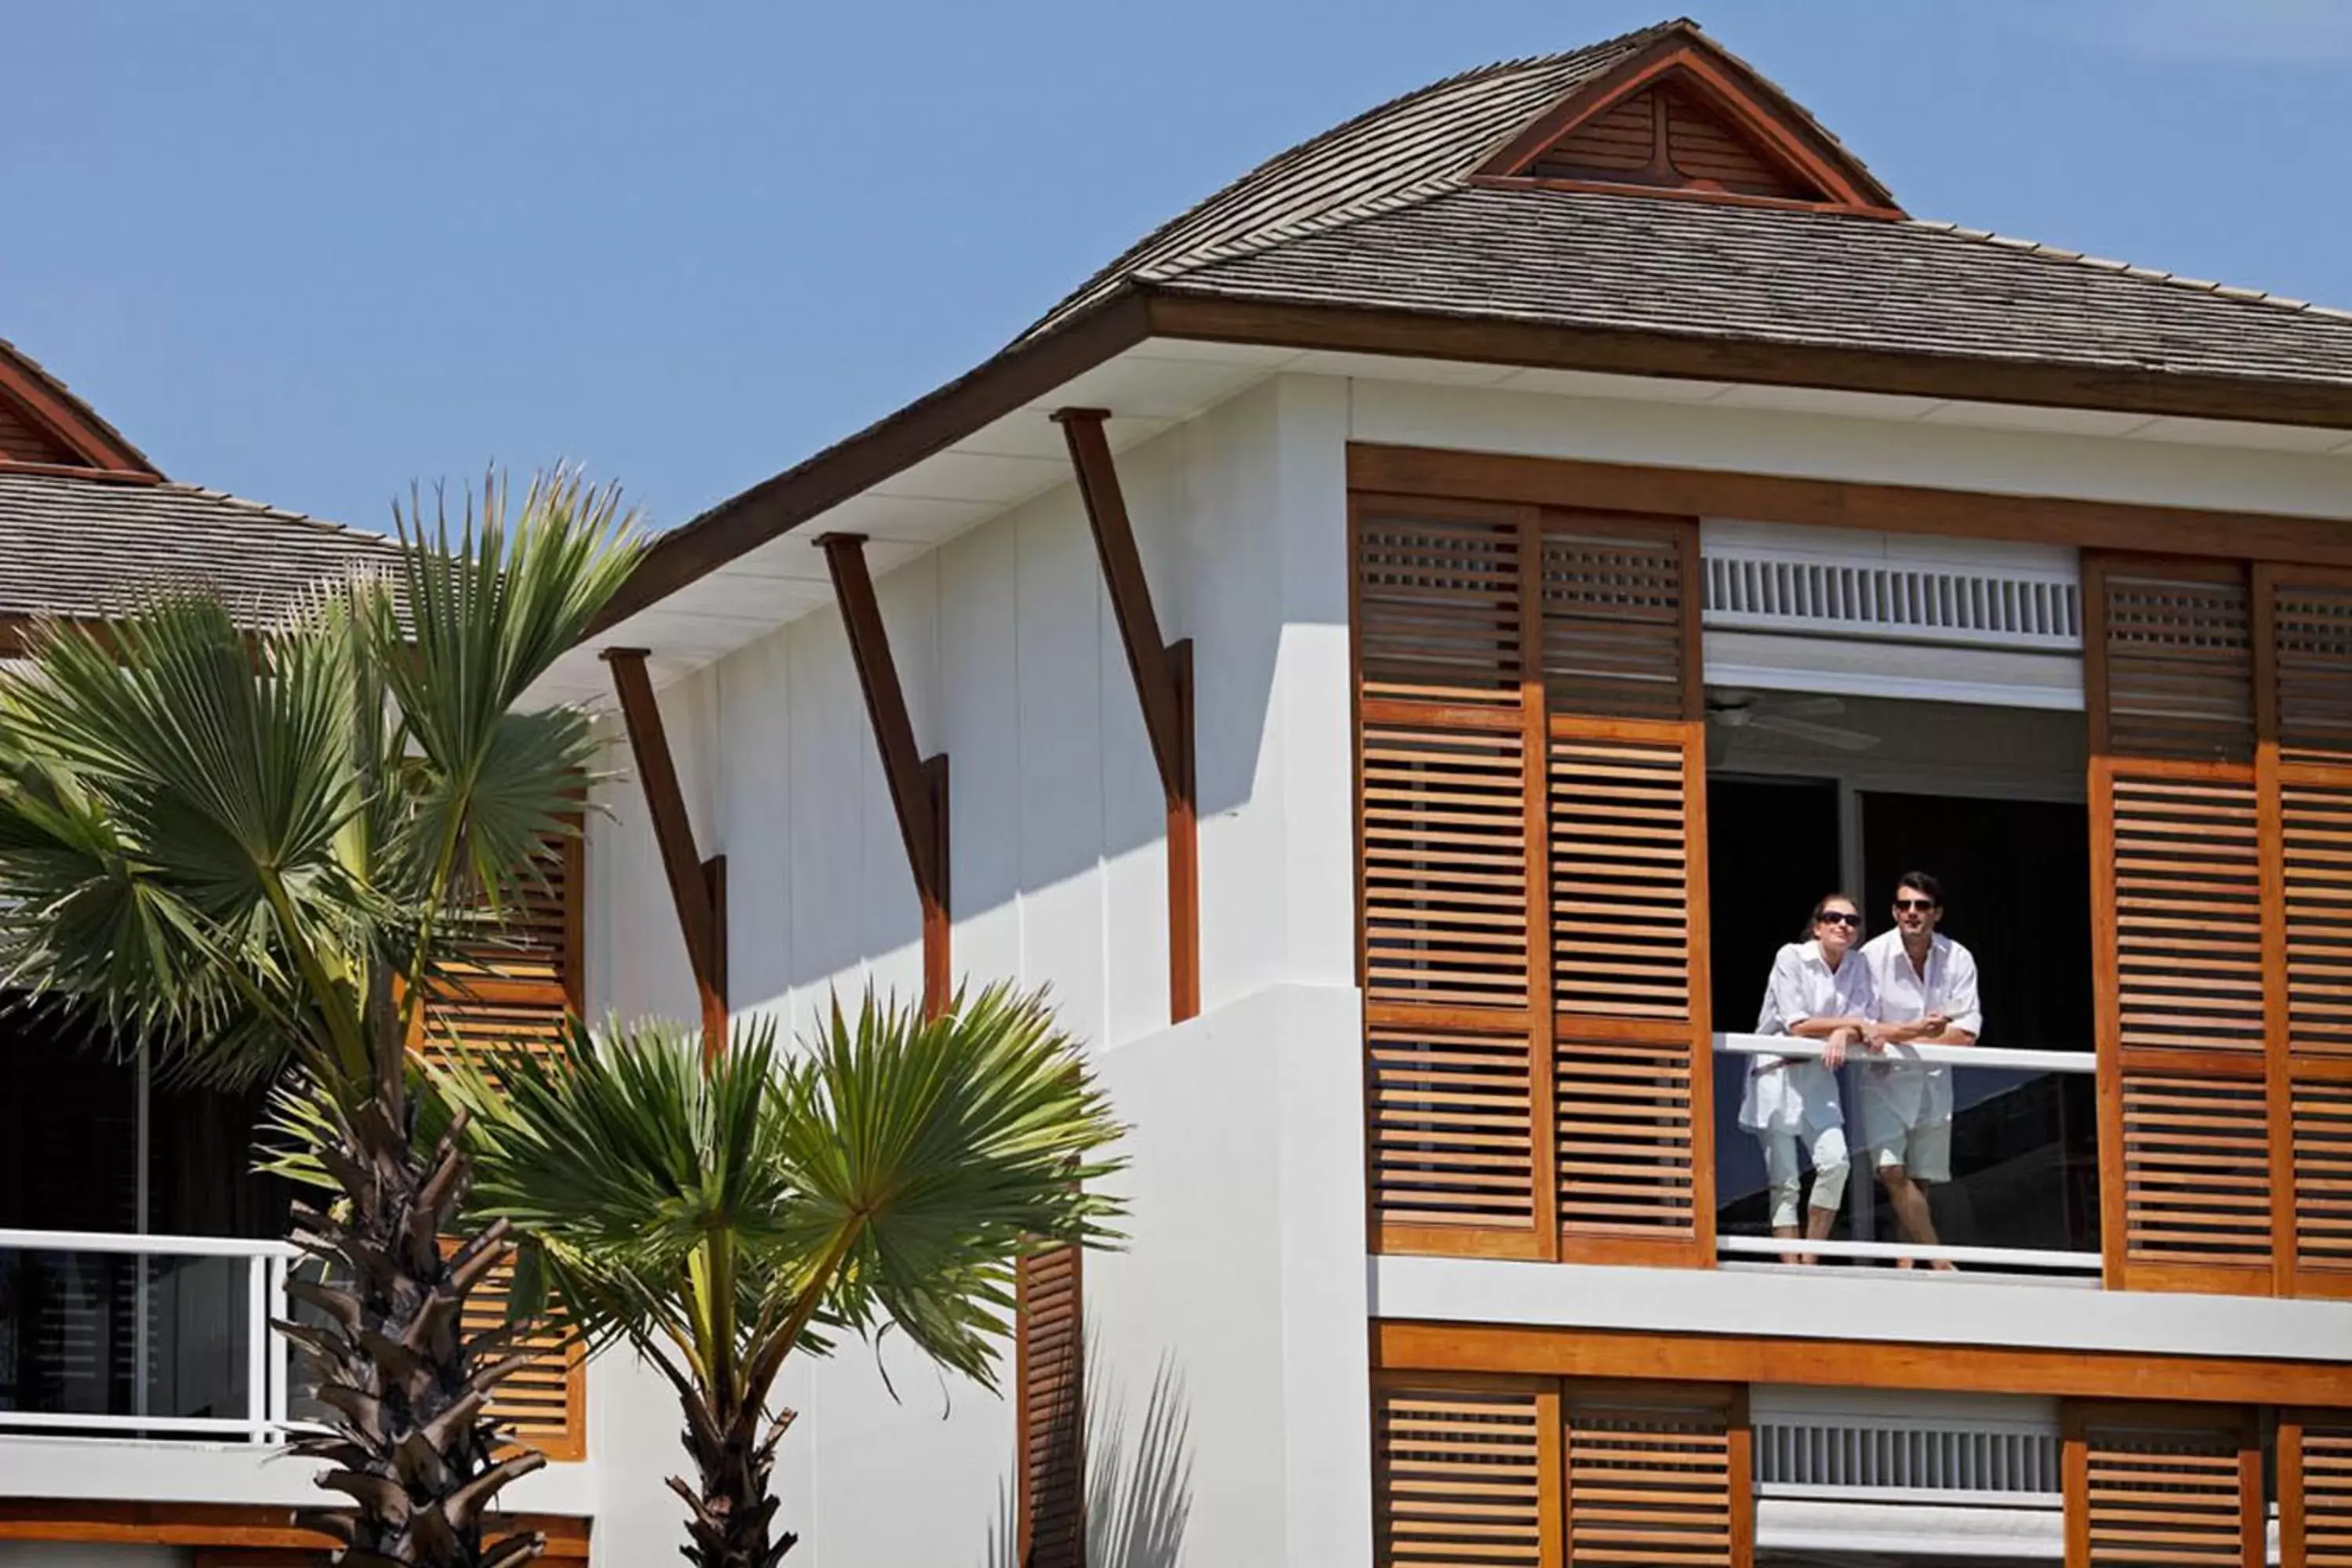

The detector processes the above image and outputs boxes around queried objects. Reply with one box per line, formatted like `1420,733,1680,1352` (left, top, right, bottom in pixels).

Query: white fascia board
1370,1254,2352,1363
1757,1497,2063,1559
1703,630,2085,710
0,1435,597,1516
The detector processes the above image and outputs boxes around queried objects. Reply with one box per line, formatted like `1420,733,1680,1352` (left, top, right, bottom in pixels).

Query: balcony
1711,1034,2100,1277
0,1228,294,1442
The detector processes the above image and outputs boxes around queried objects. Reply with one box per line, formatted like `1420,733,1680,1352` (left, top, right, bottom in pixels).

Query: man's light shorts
1867,1114,1951,1183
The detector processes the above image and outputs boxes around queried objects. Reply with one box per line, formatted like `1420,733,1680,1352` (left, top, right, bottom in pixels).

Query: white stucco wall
1082,983,1371,1568
579,374,1359,1565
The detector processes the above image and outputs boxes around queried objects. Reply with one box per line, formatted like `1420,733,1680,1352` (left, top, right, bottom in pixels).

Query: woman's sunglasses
1816,912,1861,928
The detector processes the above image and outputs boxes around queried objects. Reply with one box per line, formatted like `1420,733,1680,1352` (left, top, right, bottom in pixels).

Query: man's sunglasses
1894,898,1939,913
1817,912,1862,928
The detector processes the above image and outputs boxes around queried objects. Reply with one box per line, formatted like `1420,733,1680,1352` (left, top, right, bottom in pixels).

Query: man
1859,871,1982,1270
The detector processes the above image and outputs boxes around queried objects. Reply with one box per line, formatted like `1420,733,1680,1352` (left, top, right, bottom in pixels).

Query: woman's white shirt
1739,938,1875,1134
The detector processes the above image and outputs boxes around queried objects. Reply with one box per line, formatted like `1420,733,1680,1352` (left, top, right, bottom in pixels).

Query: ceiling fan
1705,689,1880,752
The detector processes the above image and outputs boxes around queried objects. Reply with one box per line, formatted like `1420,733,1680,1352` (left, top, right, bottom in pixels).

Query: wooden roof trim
1375,1319,2352,1407
1145,291,2352,427
0,344,158,475
599,284,2352,641
1472,174,1894,220
1472,34,1903,217
0,458,164,485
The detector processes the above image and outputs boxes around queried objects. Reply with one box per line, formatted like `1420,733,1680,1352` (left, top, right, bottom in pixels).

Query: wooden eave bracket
818,533,953,1018
1052,407,1200,1022
602,648,729,1048
1471,37,1904,218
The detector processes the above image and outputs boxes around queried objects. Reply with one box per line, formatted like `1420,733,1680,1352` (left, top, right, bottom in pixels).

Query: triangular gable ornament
1475,21,1903,217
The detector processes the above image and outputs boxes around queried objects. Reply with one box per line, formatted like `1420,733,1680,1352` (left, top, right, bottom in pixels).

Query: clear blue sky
9,1,2350,534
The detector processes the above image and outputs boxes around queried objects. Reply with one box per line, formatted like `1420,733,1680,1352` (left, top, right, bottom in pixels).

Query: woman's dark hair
1800,891,1860,940
1893,869,1944,907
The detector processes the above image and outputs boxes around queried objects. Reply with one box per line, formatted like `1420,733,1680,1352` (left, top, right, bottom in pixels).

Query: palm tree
437,985,1125,1568
0,474,641,1568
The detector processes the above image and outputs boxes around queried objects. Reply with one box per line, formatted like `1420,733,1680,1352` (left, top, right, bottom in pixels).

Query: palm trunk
671,1398,797,1568
278,1092,547,1567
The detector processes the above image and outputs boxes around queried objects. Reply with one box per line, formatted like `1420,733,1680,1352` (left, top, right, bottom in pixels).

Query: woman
1741,892,1880,1265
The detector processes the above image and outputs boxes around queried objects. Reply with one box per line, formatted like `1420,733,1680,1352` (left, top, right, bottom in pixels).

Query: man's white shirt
1858,928,1984,1129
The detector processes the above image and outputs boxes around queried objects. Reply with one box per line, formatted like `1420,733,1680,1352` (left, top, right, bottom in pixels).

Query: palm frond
374,470,641,925
0,597,372,1081
778,984,1125,1392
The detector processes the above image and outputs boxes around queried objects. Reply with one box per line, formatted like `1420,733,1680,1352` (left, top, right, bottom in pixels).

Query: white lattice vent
1755,1417,2062,1498
1700,538,2082,652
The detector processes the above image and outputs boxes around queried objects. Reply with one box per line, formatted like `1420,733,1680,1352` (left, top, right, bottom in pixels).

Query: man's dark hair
1894,870,1944,907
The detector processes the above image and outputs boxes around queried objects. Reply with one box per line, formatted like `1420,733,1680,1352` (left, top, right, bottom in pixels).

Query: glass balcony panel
1712,1035,2100,1274
0,1233,287,1438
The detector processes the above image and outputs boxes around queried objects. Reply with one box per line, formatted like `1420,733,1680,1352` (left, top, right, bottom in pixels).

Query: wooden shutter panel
1352,497,1711,1267
1016,1243,1084,1568
1363,722,1532,1011
420,829,584,1067
1357,500,1552,1260
2284,1410,2352,1568
2086,557,2275,1295
1358,508,1524,706
2263,568,2352,1299
2096,562,2256,764
1542,516,1711,1264
1374,1376,1557,1568
460,1249,586,1461
419,829,588,1458
1369,1020,1538,1247
1562,1381,1749,1568
2063,1403,2261,1568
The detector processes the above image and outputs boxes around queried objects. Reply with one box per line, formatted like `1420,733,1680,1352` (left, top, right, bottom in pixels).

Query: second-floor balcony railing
0,1228,296,1442
1711,1034,2100,1276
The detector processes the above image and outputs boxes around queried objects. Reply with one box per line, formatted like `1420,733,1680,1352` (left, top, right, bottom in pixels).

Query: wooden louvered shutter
1357,500,1548,1258
1541,515,1712,1264
2085,557,2275,1294
419,829,588,1458
1016,1244,1083,1568
1373,1374,1559,1568
2284,1410,2352,1568
424,829,585,1061
457,1250,585,1460
2062,1403,2261,1568
2262,568,2352,1299
1562,1381,1749,1568
1354,497,1712,1265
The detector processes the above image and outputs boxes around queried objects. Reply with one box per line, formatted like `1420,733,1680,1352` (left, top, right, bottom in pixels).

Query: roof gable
1018,18,1900,344
1472,30,1901,215
0,338,158,477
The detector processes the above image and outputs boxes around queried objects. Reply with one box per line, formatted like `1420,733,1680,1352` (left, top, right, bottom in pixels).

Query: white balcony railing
0,1228,299,1442
1712,1033,2101,1276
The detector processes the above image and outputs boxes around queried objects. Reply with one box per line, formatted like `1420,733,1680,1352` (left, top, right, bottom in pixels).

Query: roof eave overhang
599,283,2352,632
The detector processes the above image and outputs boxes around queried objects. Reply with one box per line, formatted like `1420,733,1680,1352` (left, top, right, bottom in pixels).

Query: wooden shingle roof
1021,17,2352,389
0,472,393,634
